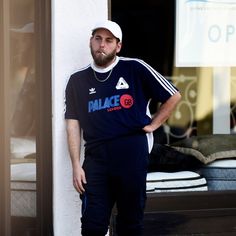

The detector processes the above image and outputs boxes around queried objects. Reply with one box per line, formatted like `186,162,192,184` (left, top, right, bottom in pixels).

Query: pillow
204,158,236,168
11,163,36,181
146,171,208,192
11,137,36,158
171,134,236,164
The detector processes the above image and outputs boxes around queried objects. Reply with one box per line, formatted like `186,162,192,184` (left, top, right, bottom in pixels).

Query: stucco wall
51,0,108,235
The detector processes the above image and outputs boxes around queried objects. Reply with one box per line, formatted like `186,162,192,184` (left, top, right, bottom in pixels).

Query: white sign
176,0,236,67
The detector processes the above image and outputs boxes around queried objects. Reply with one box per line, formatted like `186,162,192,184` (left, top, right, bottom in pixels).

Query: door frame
35,0,53,235
0,0,11,234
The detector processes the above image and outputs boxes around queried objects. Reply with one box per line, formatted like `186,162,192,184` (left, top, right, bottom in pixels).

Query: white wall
51,1,108,235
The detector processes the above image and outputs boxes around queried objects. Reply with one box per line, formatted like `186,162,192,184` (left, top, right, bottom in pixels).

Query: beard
90,47,117,67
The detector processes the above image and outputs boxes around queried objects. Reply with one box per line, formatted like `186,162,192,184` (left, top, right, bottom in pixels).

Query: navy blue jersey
65,56,178,148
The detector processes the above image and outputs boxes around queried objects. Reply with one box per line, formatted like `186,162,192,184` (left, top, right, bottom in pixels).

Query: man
65,20,181,236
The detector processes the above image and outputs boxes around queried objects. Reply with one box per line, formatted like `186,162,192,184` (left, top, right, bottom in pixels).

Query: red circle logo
120,94,134,109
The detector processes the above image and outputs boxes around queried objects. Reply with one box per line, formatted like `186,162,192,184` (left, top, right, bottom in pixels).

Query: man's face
90,28,122,68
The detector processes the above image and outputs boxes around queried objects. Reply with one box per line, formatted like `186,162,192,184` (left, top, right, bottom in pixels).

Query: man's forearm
143,92,181,133
66,119,81,167
66,119,86,193
153,92,181,128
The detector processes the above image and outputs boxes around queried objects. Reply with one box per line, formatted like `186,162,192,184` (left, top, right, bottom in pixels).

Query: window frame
35,0,53,235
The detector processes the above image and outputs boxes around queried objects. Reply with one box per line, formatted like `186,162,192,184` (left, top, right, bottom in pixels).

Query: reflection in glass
9,0,36,235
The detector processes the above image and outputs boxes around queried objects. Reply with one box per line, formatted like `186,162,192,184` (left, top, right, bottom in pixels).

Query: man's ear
116,42,122,53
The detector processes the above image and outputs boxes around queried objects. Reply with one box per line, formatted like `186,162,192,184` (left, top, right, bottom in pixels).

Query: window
0,0,52,235
112,0,236,193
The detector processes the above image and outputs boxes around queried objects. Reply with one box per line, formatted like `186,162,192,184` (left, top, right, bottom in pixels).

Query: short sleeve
137,60,178,103
64,77,79,120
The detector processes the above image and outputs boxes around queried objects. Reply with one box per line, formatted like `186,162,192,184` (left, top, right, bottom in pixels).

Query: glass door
0,0,52,235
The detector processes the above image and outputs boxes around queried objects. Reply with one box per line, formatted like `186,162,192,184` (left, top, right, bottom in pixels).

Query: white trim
120,57,178,95
91,56,120,73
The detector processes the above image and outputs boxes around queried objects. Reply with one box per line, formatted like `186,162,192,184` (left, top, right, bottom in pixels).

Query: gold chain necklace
93,68,113,83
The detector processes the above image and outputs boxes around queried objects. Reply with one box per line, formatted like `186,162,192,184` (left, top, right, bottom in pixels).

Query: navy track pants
81,133,149,236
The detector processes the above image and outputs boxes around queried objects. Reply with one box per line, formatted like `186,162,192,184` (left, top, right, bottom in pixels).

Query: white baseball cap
92,20,122,42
